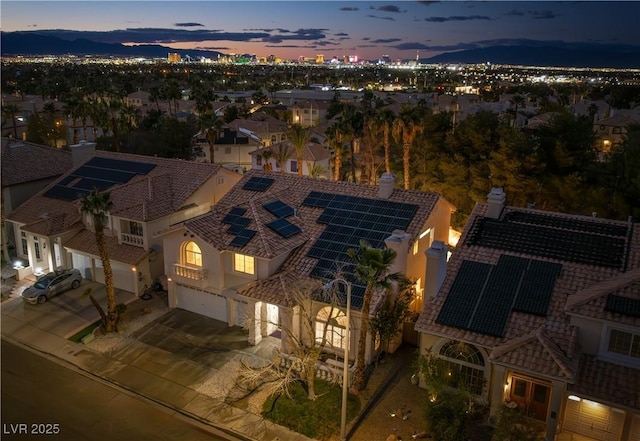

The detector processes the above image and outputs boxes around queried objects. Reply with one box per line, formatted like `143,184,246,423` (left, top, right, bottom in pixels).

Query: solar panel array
605,294,640,318
468,211,629,269
43,157,156,201
243,176,275,192
266,218,302,238
302,191,419,309
436,255,563,337
223,206,256,248
263,200,295,218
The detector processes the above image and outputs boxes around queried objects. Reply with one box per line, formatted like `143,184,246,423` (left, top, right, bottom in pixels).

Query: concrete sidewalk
2,289,423,441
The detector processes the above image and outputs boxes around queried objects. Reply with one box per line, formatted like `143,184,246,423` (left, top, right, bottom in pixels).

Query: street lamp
324,279,352,441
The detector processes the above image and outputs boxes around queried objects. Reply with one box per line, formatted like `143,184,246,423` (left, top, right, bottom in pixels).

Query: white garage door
563,398,625,441
176,285,228,322
94,260,135,293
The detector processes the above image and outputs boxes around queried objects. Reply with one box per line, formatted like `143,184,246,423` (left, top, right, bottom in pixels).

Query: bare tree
237,278,349,401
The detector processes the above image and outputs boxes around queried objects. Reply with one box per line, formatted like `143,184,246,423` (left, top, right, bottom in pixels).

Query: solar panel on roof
469,216,628,269
437,261,493,330
43,185,90,201
73,178,116,191
263,200,295,218
243,176,274,191
468,255,529,337
605,295,640,318
86,157,156,175
73,165,136,184
229,229,256,247
227,217,251,234
266,218,302,238
513,260,562,316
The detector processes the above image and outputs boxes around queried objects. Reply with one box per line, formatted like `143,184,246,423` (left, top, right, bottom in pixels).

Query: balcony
173,263,208,281
121,233,144,246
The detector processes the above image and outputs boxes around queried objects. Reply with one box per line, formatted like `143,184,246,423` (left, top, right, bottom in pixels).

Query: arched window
438,341,485,395
315,306,348,350
182,241,202,267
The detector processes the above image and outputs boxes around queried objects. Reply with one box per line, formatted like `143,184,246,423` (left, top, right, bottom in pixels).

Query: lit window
234,253,255,274
413,241,419,255
315,306,348,349
183,241,202,267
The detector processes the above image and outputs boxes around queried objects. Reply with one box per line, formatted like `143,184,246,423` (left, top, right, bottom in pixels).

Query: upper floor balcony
121,233,144,247
173,263,208,281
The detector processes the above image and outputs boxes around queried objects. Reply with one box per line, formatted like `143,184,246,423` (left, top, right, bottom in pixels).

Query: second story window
183,241,202,267
130,221,143,236
234,253,254,275
608,328,640,359
290,161,298,173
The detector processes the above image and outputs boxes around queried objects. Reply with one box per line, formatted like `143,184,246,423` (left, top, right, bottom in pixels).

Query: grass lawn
68,320,102,343
262,379,361,441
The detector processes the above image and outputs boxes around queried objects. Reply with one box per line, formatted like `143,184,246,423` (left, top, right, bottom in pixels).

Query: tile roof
185,170,443,308
569,355,640,410
7,150,226,230
416,203,640,383
65,230,150,265
2,138,73,187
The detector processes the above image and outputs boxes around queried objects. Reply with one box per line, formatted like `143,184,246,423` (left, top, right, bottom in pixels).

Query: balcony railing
173,263,208,280
121,233,144,246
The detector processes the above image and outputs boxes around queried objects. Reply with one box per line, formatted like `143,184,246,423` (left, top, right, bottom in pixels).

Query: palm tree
261,148,274,172
198,111,223,164
392,106,423,190
273,141,292,175
288,123,309,176
2,103,20,139
79,190,119,333
347,240,401,390
377,108,395,174
325,123,345,181
509,94,526,127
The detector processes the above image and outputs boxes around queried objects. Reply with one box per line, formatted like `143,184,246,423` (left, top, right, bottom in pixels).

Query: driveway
1,280,138,340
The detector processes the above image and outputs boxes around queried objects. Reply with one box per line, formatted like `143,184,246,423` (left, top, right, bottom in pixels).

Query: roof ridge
248,199,273,258
489,329,538,360
536,328,575,380
565,268,640,312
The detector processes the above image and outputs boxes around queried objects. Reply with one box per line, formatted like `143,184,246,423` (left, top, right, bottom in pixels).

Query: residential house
6,142,241,294
415,187,639,441
125,90,151,109
1,138,73,262
199,127,263,173
249,140,331,177
162,171,454,370
592,112,640,161
226,112,289,147
289,100,331,127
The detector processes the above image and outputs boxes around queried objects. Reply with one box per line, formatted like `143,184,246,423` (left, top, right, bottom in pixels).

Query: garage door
563,398,625,441
630,414,640,441
176,285,228,322
94,260,135,293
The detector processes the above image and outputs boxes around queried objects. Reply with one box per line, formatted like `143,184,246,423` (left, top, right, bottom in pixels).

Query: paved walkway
2,279,428,441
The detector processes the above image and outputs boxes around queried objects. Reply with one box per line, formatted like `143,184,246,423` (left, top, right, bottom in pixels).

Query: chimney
424,240,447,301
384,230,411,275
486,187,506,219
378,172,395,199
69,140,96,168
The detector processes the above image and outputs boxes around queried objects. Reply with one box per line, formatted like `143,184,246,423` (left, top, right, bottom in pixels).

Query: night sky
2,1,639,61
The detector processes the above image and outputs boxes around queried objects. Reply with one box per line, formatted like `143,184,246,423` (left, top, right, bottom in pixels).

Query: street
1,339,233,441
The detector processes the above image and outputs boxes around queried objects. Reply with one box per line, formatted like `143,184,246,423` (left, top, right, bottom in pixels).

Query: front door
510,376,550,421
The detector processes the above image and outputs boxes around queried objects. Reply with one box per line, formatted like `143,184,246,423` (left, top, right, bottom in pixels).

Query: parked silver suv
21,268,82,304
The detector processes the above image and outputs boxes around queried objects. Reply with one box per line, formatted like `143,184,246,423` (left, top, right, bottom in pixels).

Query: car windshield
33,280,49,289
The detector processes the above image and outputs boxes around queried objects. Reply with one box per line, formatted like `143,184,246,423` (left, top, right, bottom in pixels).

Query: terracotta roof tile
416,203,640,382
569,355,640,410
2,138,73,187
7,150,225,229
65,230,150,265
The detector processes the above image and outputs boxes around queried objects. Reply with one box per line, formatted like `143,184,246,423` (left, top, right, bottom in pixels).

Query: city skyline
2,1,639,61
